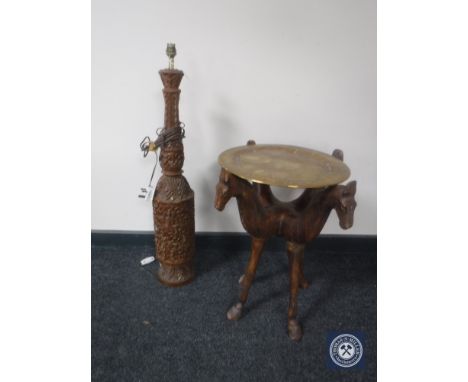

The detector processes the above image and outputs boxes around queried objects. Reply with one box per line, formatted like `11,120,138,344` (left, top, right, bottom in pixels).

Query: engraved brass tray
218,144,350,189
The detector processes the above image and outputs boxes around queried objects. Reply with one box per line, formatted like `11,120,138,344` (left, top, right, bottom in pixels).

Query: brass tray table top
218,144,350,188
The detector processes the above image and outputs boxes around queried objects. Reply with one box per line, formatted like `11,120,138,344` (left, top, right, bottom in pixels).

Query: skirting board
91,231,376,254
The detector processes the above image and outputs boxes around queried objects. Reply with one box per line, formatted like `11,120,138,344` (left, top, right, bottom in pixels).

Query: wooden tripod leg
227,237,265,321
287,241,304,341
288,249,309,289
299,250,309,289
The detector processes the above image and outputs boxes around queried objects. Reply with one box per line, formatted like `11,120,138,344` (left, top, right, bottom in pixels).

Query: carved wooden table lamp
215,141,357,341
140,44,195,287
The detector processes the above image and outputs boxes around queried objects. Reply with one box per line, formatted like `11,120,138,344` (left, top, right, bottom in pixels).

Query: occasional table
215,141,357,341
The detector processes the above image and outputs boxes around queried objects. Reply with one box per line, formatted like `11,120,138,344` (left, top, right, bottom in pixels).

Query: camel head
331,181,357,230
215,168,238,211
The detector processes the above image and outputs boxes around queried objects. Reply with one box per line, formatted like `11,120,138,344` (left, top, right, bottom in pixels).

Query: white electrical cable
140,256,155,266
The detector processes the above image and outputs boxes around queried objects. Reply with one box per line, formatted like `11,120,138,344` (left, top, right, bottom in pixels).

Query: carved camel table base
215,142,357,341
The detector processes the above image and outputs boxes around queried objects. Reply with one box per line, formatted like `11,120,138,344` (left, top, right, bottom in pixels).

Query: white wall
92,0,376,234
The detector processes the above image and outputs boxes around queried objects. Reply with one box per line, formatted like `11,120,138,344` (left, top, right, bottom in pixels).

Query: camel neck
234,181,265,236
301,188,335,241
236,186,262,217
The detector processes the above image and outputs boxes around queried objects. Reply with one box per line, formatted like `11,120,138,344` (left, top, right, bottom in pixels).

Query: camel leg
287,241,304,341
288,250,309,289
227,237,265,321
299,250,309,289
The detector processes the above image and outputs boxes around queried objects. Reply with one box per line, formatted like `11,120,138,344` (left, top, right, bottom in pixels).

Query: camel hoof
288,319,303,341
227,302,243,321
300,278,310,289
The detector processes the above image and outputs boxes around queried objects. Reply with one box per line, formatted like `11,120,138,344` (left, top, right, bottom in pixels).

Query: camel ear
247,140,256,146
332,149,344,161
223,169,230,183
346,181,357,195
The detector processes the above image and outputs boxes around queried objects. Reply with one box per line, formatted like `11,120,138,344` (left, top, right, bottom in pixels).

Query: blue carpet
92,241,376,381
